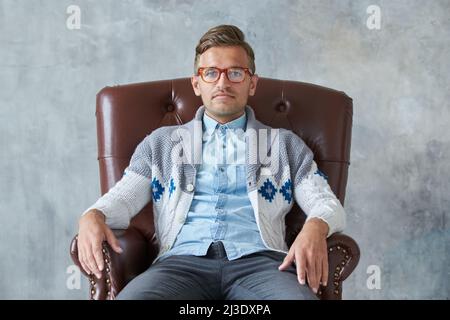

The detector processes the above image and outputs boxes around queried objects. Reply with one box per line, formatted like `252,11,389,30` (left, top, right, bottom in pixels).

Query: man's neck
205,110,245,124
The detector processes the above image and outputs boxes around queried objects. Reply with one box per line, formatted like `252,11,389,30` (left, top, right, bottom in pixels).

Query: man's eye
229,70,243,77
205,69,218,77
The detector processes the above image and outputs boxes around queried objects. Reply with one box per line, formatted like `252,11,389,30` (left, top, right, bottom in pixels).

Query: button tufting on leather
167,104,174,112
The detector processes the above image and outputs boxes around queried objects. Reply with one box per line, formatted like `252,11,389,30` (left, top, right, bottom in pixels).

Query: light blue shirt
157,110,267,261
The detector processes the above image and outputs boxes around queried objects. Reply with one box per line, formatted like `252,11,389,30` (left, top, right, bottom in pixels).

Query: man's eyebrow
204,65,247,68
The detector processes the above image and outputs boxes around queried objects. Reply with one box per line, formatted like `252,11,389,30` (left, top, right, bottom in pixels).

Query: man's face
191,46,258,124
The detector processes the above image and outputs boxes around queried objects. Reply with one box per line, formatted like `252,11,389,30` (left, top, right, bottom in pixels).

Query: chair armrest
70,230,359,300
318,233,360,300
70,228,158,300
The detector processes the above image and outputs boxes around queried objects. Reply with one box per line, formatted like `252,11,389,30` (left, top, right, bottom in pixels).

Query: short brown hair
194,25,256,74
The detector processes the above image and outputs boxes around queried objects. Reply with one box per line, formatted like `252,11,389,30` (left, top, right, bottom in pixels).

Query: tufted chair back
72,77,358,300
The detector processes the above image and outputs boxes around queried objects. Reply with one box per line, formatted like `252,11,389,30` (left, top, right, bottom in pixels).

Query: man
77,25,346,300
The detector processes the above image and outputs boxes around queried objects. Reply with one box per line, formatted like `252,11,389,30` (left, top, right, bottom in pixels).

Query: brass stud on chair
337,246,341,250
104,258,109,263
345,255,349,259
106,278,110,284
91,289,95,295
334,272,339,278
334,281,339,286
106,267,110,273
329,247,333,252
336,266,341,271
342,249,347,254
334,289,339,295
341,261,346,266
90,280,95,285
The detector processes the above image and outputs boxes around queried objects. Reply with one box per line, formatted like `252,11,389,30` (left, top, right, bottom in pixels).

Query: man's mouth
213,94,234,99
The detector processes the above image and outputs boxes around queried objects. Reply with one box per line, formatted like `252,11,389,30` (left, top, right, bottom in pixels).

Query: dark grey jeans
116,241,317,300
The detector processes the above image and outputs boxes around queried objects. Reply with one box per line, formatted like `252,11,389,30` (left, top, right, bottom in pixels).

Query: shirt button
186,184,194,192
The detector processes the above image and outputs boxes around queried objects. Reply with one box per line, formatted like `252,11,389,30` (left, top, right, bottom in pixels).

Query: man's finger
278,251,294,271
79,244,92,275
86,247,101,279
307,256,318,293
296,252,306,285
78,246,86,273
80,260,91,276
315,258,322,293
105,228,123,254
321,255,329,287
92,243,104,273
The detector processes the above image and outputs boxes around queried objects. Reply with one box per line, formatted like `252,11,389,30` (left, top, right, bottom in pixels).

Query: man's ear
191,75,201,96
248,74,259,96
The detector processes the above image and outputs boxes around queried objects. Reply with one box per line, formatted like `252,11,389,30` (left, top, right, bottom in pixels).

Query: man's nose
216,71,231,89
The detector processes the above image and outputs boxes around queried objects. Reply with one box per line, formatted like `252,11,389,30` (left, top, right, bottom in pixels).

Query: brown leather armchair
70,77,360,300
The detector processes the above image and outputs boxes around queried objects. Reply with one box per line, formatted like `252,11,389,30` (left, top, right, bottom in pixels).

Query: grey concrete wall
0,0,448,299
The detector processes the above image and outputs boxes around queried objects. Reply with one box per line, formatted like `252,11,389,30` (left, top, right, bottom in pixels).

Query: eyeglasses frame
196,67,254,83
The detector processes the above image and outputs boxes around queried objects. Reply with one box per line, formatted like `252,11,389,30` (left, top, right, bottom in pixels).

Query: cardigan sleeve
290,134,346,237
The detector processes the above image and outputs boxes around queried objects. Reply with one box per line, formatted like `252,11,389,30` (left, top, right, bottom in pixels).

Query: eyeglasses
197,67,253,83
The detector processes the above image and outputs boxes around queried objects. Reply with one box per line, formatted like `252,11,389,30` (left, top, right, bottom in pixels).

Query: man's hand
77,209,123,279
278,218,329,293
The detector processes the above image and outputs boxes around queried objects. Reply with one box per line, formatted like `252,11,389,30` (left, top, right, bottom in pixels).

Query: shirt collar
202,110,247,133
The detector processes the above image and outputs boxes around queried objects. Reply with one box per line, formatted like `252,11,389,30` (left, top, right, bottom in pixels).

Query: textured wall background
0,0,448,299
